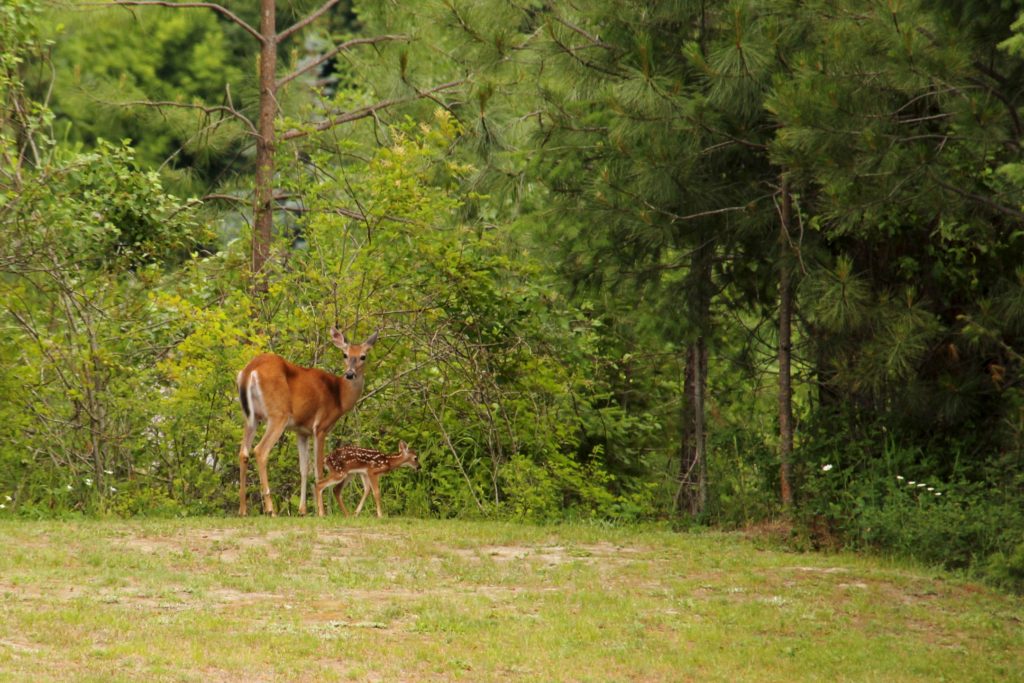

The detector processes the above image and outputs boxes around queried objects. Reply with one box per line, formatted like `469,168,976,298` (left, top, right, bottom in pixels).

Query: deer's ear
399,440,408,451
363,329,380,347
330,326,348,349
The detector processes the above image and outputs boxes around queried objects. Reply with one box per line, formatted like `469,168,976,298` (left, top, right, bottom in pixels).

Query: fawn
315,441,420,517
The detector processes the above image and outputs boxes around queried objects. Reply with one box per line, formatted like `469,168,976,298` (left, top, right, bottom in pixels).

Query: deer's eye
359,355,366,361
342,353,348,360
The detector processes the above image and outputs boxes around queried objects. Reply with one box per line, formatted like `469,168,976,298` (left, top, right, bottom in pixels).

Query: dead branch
113,99,257,136
280,80,465,140
91,1,263,44
276,0,339,44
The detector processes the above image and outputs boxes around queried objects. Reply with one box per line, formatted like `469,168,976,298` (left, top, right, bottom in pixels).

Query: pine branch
277,35,409,89
91,2,263,44
547,29,623,79
967,73,1024,141
932,175,1024,224
551,16,614,51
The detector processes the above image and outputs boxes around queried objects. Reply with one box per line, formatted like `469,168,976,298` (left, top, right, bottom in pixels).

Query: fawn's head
398,441,421,471
331,327,379,381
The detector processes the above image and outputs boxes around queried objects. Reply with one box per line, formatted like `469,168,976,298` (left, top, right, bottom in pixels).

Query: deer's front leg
314,431,328,483
369,474,384,518
297,434,311,516
353,473,372,516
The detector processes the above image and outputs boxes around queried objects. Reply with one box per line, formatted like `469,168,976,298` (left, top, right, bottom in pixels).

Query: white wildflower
84,478,93,487
896,475,904,481
908,481,916,485
0,504,5,509
104,469,113,475
109,486,117,493
917,483,926,488
822,464,833,472
3,495,10,501
935,492,942,497
927,487,934,492
66,485,73,491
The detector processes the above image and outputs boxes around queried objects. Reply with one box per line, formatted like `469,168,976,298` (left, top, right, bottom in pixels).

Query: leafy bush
796,435,1024,591
0,111,664,522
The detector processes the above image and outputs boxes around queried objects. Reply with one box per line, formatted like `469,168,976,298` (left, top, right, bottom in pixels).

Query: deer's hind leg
332,475,353,516
252,417,288,516
238,420,257,516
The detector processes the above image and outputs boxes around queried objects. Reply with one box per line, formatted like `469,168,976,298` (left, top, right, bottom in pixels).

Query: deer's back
326,446,390,471
239,353,343,426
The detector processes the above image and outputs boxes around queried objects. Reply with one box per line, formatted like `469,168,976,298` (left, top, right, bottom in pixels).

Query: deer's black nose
345,372,356,380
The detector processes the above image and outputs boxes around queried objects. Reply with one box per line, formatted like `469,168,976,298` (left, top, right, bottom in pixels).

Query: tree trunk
676,346,695,516
676,236,712,518
692,336,708,514
778,175,794,508
252,0,277,290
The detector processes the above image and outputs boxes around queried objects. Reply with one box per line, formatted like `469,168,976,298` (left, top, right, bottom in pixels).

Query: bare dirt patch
119,528,294,558
0,637,41,655
115,526,403,563
452,541,642,566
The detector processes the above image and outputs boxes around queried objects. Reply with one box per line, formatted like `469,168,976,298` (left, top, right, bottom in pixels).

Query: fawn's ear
399,440,408,451
363,329,380,348
330,326,349,349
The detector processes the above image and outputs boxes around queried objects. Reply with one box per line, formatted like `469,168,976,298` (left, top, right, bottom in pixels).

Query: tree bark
252,0,277,290
778,175,794,508
676,338,709,517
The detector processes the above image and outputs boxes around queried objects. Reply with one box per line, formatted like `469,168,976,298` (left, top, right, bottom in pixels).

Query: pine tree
435,0,793,516
769,0,1024,471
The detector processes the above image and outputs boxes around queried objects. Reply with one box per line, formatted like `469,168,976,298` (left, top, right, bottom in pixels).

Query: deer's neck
338,373,365,414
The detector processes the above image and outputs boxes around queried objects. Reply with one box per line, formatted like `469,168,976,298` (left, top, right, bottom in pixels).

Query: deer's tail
237,371,251,421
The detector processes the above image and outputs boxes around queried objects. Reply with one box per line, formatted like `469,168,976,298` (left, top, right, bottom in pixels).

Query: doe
237,326,378,516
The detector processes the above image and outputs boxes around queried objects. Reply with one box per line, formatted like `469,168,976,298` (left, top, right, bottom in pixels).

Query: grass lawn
0,516,1021,681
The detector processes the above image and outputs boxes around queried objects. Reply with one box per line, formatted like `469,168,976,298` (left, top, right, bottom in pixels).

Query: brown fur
237,327,378,516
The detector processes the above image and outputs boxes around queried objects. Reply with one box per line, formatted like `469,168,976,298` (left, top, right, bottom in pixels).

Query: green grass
0,517,1021,682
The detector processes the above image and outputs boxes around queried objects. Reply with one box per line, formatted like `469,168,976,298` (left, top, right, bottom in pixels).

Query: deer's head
398,440,421,471
331,327,379,381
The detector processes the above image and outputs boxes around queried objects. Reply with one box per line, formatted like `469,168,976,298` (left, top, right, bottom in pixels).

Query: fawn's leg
353,473,374,516
316,472,345,517
333,475,352,516
370,474,384,518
